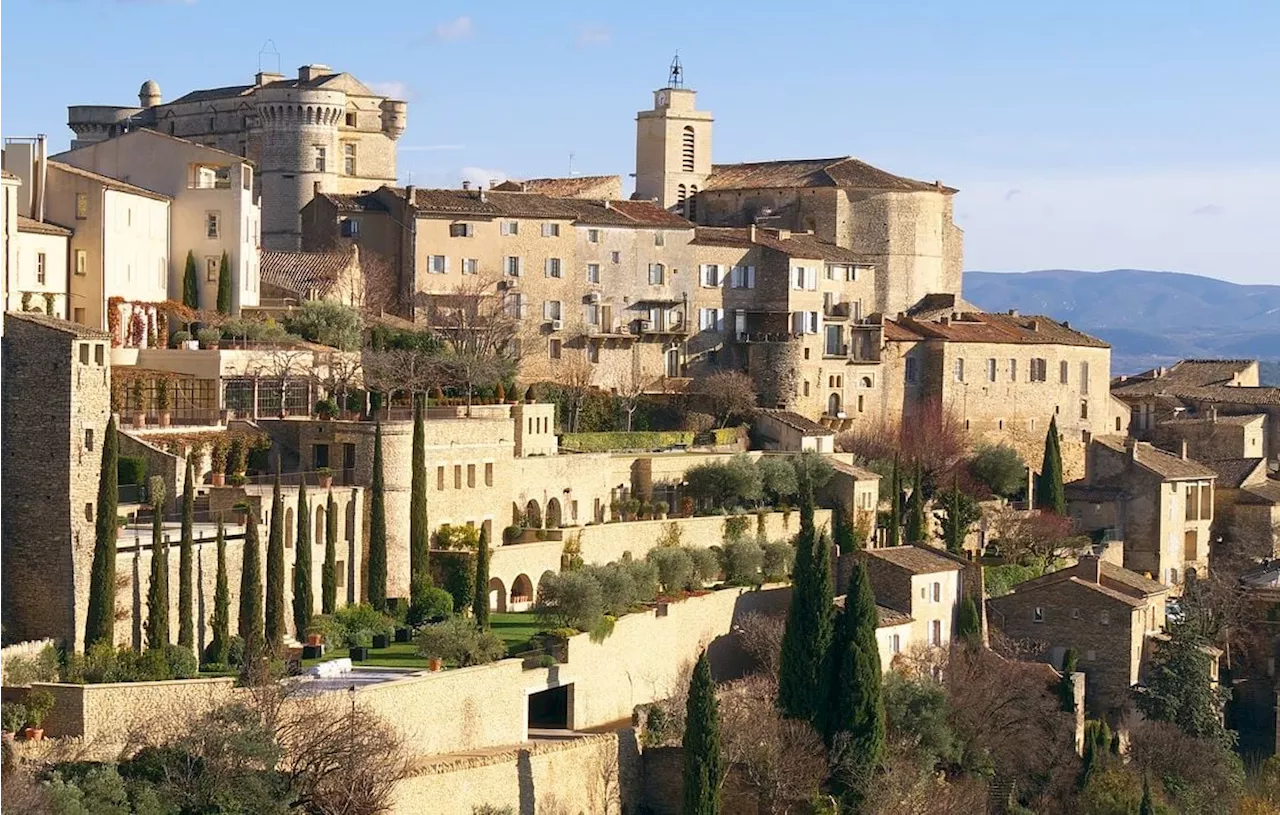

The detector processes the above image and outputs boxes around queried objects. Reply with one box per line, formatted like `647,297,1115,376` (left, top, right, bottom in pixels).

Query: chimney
479,188,487,203
1078,555,1101,584
298,64,333,83
777,228,791,240
1063,320,1070,328
1125,437,1139,460
489,178,500,190
462,180,471,191
939,316,950,326
1210,405,1218,424
748,224,757,242
405,185,415,209
1180,439,1189,460
34,134,47,223
1029,319,1040,331
255,71,285,87
313,181,322,196
1008,309,1018,317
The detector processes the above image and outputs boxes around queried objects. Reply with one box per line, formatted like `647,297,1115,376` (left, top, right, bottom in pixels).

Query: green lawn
490,612,542,655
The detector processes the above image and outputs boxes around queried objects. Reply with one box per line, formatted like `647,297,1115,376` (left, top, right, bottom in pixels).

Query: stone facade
858,545,966,653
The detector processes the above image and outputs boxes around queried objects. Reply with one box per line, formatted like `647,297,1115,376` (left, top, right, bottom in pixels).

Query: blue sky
3,0,1278,283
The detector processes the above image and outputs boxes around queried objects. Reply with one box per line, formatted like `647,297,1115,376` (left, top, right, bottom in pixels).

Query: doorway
527,684,572,730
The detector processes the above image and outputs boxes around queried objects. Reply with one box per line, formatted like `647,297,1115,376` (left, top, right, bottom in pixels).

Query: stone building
260,246,363,307
1,313,112,650
987,556,1169,717
860,545,967,658
494,175,622,199
66,65,407,250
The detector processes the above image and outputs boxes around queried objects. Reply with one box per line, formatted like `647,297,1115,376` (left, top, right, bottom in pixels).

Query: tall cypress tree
905,463,926,544
238,507,264,651
264,473,285,649
886,455,902,547
473,528,490,629
778,493,834,721
292,480,313,638
145,478,170,650
368,422,388,608
177,455,196,651
215,250,232,314
85,415,120,651
956,595,982,645
824,561,885,811
182,250,199,310
409,393,430,603
682,649,722,815
1036,415,1066,515
1139,774,1154,815
322,490,338,614
206,518,231,666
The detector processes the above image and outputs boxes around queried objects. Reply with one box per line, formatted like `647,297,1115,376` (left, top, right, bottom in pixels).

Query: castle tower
634,55,713,217
255,66,345,250
138,79,161,109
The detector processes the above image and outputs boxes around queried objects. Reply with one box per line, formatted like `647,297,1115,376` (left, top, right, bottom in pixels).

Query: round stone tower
254,84,345,250
379,98,407,140
138,79,162,109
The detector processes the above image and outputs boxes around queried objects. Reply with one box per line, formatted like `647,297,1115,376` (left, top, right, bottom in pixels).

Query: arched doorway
665,347,680,378
524,499,543,529
827,392,842,416
511,574,534,611
546,498,562,529
488,577,508,613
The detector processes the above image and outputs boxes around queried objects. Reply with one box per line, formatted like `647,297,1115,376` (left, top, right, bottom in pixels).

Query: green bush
330,603,396,648
384,597,410,624
4,643,60,685
984,562,1044,598
970,443,1027,498
165,644,198,679
408,586,454,627
624,559,660,604
559,431,694,453
23,688,54,726
434,523,480,550
171,329,192,345
687,547,721,584
762,541,795,581
415,618,506,666
438,552,476,614
712,427,742,446
581,563,637,617
535,571,605,631
2,702,28,733
721,539,765,585
118,456,147,487
685,455,764,511
647,547,695,594
282,301,364,350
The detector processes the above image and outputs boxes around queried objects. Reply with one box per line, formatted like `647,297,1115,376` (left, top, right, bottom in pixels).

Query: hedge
560,431,695,453
712,427,742,446
118,456,148,487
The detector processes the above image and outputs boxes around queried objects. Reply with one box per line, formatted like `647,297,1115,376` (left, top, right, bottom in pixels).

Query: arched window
688,185,698,220
682,126,695,172
828,393,842,416
676,184,688,216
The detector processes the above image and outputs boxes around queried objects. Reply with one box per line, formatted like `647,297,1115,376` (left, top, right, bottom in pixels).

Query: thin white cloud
428,16,473,42
1003,188,1023,201
367,81,412,101
1191,204,1224,216
400,145,466,153
460,167,509,188
575,25,612,48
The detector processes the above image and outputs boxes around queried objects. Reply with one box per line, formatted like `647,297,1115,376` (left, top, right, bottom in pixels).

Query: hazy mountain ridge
963,269,1280,380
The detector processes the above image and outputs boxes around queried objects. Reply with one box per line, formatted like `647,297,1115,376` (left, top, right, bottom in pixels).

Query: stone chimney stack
1125,437,1139,460
1181,439,1189,460
1079,555,1101,584
462,180,471,191
748,224,757,242
1210,405,1218,424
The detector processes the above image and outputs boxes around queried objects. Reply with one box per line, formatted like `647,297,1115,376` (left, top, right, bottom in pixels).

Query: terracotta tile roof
905,293,983,320
690,226,862,263
314,192,387,213
831,459,882,481
1118,359,1256,390
1111,362,1280,406
1094,436,1218,481
47,160,171,201
493,175,621,198
705,156,954,194
166,85,256,105
1064,577,1148,607
1202,458,1266,489
562,199,692,229
886,312,1108,348
881,320,924,342
1158,412,1265,427
260,249,353,298
595,199,691,228
4,311,109,339
16,215,72,236
1239,479,1280,506
396,188,693,229
998,559,1166,605
758,409,834,437
876,605,913,627
865,545,963,575
1098,561,1167,596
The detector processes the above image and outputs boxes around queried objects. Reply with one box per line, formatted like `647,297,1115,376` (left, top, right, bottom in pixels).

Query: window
484,463,494,486
85,428,94,450
1071,608,1081,619
437,466,445,490
905,357,918,384
345,112,356,127
335,561,346,588
930,620,942,646
203,256,218,283
1086,649,1096,661
1080,362,1090,394
932,582,941,602
75,307,86,325
953,358,965,382
792,266,817,290
504,256,522,276
986,358,997,382
803,380,810,396
680,125,697,172
1060,360,1069,384
1030,358,1047,382
343,143,357,175
586,263,600,284
75,249,87,276
700,264,721,287
825,325,843,356
730,265,756,289
610,251,621,264
338,217,359,239
1009,358,1018,382
648,263,665,285
699,308,723,331
541,222,560,238
1100,610,1110,625
467,464,476,488
449,223,474,238
429,255,447,274
654,231,665,247
462,258,479,275
587,228,600,243
1080,400,1089,419
500,221,519,236
206,211,220,239
584,303,599,325
543,300,562,321
79,344,90,365
792,311,818,334
454,465,462,489
1033,607,1044,623
314,146,326,172
587,341,599,363
545,258,562,278
548,338,562,359
891,634,901,654
75,193,88,219
35,252,46,284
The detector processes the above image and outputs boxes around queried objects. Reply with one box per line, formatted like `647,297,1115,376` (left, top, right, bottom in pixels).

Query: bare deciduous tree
734,611,785,680
837,399,969,486
611,357,661,431
988,507,1089,570
689,370,757,428
238,349,315,418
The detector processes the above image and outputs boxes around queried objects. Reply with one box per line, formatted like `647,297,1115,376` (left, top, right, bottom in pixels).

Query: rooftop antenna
258,39,281,74
568,152,578,177
668,53,684,89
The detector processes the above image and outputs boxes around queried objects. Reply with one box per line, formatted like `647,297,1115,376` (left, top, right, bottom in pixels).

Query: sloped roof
166,84,255,105
16,215,73,236
876,605,913,627
55,127,254,166
47,160,171,201
1094,436,1218,481
564,198,692,229
705,156,954,194
831,459,882,481
690,226,862,263
758,409,834,437
397,188,693,228
1239,479,1280,506
865,545,963,575
4,311,109,339
1159,412,1265,427
885,311,1108,348
493,175,621,198
1112,361,1279,406
996,559,1167,605
1203,458,1266,489
260,249,353,297
1117,359,1256,391
313,192,387,213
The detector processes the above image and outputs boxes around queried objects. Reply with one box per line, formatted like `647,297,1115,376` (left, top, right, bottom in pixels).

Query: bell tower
635,55,713,218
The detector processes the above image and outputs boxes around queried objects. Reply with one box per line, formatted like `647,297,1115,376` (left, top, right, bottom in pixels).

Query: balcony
823,302,854,321
633,314,690,337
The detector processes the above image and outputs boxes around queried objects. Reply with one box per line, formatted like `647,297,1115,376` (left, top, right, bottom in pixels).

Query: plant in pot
171,329,194,349
343,391,364,420
197,327,222,350
22,688,54,742
316,467,333,489
155,376,173,427
209,437,228,486
130,378,147,427
655,500,669,519
229,436,248,483
2,703,27,743
314,397,338,420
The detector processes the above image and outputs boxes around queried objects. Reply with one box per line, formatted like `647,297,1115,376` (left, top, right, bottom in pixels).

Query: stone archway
511,574,534,611
536,570,557,603
827,392,842,416
488,577,508,613
545,498,562,530
524,499,543,529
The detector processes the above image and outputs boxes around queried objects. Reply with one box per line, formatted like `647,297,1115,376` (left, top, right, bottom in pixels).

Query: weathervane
668,53,684,88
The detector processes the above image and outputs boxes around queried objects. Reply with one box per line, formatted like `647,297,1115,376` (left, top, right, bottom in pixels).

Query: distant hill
963,269,1280,378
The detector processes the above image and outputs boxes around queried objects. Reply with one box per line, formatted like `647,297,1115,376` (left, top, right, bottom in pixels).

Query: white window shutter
807,268,818,290
699,264,709,286
444,256,451,274
792,312,803,333
729,266,740,288
713,265,724,286
746,266,756,289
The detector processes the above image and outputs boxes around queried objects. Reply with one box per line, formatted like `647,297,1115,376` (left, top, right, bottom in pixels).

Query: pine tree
322,490,337,614
292,480,313,638
1036,416,1066,515
206,518,231,666
886,455,902,547
85,415,120,651
368,422,388,608
905,463,926,544
824,561,885,811
682,649,722,815
264,473,285,649
409,393,430,604
215,250,232,314
778,492,834,721
1080,719,1112,788
473,528,491,629
177,455,196,651
182,250,199,310
238,508,264,650
956,595,982,645
145,478,170,650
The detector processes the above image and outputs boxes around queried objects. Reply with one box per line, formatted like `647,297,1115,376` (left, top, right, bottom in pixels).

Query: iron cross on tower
668,53,684,88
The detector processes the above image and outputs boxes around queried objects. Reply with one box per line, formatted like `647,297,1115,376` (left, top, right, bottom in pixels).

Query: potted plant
316,467,333,489
655,501,669,519
427,656,444,672
171,329,195,350
372,632,390,649
344,391,364,420
156,377,173,427
2,703,27,743
197,327,222,350
22,688,54,742
229,437,248,483
349,646,369,662
314,398,338,420
130,379,147,428
209,438,228,486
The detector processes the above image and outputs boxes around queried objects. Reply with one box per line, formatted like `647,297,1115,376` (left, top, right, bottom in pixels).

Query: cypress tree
905,463,926,544
473,528,490,628
182,250,199,310
177,455,195,651
778,492,834,721
833,502,858,554
956,595,982,645
1080,719,1112,788
206,518,231,666
1059,648,1079,712
1139,774,1154,815
322,490,338,614
145,478,170,650
264,473,286,649
824,561,885,811
886,455,902,547
939,474,981,555
1036,416,1066,515
85,415,120,651
368,422,388,608
682,649,722,815
292,480,313,638
409,393,430,603
215,250,232,314
238,507,264,651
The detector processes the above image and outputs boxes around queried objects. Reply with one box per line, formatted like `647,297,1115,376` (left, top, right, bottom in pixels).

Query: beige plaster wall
35,677,237,751
11,229,70,317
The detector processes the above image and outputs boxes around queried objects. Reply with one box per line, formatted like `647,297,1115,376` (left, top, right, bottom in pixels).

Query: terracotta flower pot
22,727,44,742
306,633,323,647
158,411,171,428
211,472,226,487
132,413,147,428
318,475,333,489
428,657,444,672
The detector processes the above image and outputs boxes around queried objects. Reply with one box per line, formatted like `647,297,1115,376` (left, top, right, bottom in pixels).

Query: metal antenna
258,40,281,74
568,152,577,177
668,53,684,88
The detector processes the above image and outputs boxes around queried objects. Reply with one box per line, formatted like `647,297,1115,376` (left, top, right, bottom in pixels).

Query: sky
2,0,1278,284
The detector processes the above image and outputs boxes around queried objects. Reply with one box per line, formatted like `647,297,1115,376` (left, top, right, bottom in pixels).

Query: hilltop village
2,61,1278,814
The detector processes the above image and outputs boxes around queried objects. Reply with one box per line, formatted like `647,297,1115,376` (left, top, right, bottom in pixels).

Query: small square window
206,211,221,239
654,231,665,247
1033,607,1044,623
1086,649,1096,661
429,255,447,274
484,463,494,486
341,218,360,238
206,257,219,282
501,221,519,236
85,428,94,450
611,251,621,264
79,344,90,365
548,338,562,359
75,193,88,219
1071,608,1080,619
541,222,560,238
586,264,600,284
449,223,474,238
462,258,479,275
587,229,600,243
345,112,357,127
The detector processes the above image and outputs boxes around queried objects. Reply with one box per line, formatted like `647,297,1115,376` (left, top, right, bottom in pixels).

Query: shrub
559,431,694,453
165,644,199,679
408,586,454,627
282,300,364,350
434,523,480,550
723,514,752,544
438,552,475,614
118,456,148,488
683,412,716,433
762,541,795,581
535,571,605,631
503,525,523,544
759,456,799,505
648,546,695,594
196,327,222,347
227,635,246,667
984,563,1044,598
970,443,1026,498
331,603,396,648
4,644,60,686
721,539,765,585
688,547,721,584
171,329,192,346
384,597,410,625
416,618,506,666
23,688,54,727
624,559,661,604
2,702,28,733
582,563,637,617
